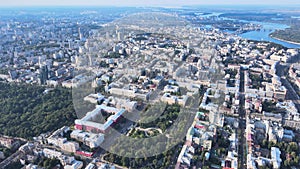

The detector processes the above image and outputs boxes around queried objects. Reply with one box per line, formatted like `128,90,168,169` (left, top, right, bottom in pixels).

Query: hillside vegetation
0,83,76,139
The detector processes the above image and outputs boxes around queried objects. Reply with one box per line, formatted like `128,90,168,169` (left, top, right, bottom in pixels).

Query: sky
0,0,299,7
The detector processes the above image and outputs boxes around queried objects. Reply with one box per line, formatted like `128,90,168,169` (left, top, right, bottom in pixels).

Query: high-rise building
39,65,49,85
79,28,83,40
117,32,121,41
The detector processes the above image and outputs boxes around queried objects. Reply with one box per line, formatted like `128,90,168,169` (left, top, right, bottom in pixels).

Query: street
238,68,247,169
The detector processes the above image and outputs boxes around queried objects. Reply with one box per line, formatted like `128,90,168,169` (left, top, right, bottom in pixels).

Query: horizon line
1,4,300,8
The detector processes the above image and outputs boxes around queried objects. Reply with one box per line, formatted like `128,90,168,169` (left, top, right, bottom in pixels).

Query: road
281,78,300,109
276,63,300,111
0,151,22,169
135,127,163,134
238,68,247,169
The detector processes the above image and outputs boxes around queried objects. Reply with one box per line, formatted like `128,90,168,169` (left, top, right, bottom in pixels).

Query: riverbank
270,34,300,46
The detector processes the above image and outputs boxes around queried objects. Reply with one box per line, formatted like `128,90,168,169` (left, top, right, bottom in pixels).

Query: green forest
104,141,184,169
0,82,76,139
271,26,300,44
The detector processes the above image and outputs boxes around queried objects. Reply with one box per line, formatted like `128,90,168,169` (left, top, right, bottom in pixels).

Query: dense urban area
0,5,300,169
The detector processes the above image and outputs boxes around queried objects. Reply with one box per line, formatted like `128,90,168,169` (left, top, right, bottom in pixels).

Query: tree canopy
0,82,76,139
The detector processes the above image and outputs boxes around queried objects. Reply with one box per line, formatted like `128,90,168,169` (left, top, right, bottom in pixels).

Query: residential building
71,130,104,148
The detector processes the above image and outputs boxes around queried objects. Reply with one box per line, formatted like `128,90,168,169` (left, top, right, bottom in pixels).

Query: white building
85,163,96,169
75,105,126,133
84,93,105,104
64,160,83,169
161,93,189,106
43,148,62,159
163,85,179,93
271,147,282,169
71,130,104,148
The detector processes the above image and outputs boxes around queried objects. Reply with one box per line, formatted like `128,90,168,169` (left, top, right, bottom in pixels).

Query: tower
117,32,121,41
39,65,49,85
79,28,83,40
68,40,72,49
88,55,92,66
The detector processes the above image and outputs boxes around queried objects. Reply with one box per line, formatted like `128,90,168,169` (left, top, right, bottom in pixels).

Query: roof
85,163,95,169
75,105,126,131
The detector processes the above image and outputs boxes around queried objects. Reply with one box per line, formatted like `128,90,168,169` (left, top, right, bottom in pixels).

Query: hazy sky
0,0,299,7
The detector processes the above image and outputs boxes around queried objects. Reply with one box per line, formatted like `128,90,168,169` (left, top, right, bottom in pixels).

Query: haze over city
1,1,300,169
0,0,300,7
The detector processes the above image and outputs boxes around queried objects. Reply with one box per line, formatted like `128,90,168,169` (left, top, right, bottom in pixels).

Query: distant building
176,145,194,167
8,70,18,80
270,54,290,63
262,111,282,123
109,87,151,101
46,126,79,153
0,151,5,159
271,147,282,169
0,136,19,149
161,93,189,106
62,74,95,88
24,164,41,169
43,148,62,159
163,85,179,93
70,130,104,148
97,163,116,169
84,93,105,104
61,141,79,153
39,65,49,85
64,160,83,169
152,76,164,86
114,98,137,111
85,163,96,169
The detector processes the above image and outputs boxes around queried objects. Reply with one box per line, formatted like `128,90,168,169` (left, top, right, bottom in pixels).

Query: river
199,12,300,48
238,21,300,49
